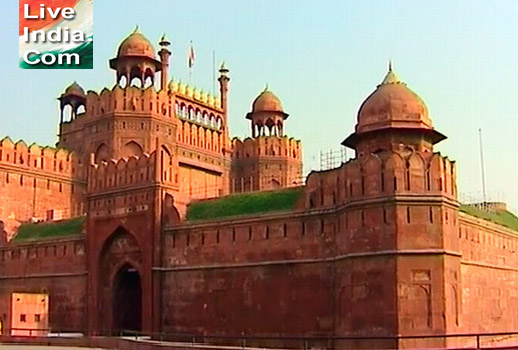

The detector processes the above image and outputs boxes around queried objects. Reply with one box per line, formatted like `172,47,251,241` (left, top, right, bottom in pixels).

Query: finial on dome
159,33,170,47
263,84,269,92
219,61,229,73
132,25,140,34
380,61,402,85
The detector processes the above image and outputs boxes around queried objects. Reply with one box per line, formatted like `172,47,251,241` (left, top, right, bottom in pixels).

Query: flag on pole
187,41,196,69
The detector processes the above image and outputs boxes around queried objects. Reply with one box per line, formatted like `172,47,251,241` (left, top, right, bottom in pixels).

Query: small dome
252,87,284,113
117,27,156,59
356,66,431,134
63,81,85,97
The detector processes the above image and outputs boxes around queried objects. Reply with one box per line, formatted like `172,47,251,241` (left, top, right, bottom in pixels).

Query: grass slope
460,205,518,232
13,216,85,242
187,188,303,222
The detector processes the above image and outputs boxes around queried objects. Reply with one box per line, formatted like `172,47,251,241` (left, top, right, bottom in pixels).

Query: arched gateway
99,227,143,334
112,264,142,332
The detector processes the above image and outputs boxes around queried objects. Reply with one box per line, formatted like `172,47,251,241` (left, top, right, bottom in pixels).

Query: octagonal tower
231,87,302,192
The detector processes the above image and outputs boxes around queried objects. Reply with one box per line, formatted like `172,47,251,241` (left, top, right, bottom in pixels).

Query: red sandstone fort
1,28,518,349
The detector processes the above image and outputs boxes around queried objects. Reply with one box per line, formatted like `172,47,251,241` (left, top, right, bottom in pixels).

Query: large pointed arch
98,226,143,334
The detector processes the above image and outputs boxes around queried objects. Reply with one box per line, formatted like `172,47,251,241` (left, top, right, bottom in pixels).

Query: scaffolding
459,191,507,214
319,148,348,171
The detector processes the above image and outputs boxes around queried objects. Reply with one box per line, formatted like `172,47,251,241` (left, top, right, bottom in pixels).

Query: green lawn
13,216,85,242
186,187,304,222
460,205,518,232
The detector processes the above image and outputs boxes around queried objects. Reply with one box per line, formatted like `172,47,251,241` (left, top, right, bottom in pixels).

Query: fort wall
0,138,86,240
458,213,518,334
0,237,87,333
160,149,459,343
162,210,337,338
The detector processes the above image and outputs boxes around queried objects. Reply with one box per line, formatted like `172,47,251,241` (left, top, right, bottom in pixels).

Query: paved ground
0,346,104,350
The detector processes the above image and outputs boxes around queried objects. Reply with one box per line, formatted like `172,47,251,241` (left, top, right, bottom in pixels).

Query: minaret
218,62,230,121
159,34,171,91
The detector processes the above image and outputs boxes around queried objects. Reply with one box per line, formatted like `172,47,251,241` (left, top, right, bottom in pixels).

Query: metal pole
479,128,487,204
212,50,216,95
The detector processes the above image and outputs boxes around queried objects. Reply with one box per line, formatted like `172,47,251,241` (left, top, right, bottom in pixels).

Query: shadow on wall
163,194,181,225
0,220,6,245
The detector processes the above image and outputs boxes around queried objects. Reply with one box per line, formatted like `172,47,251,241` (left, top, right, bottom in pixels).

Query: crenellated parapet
231,136,302,161
62,84,175,122
87,151,160,193
304,150,457,209
0,137,84,180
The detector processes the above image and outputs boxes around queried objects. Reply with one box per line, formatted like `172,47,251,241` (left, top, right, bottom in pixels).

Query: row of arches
178,121,223,153
251,119,284,137
116,65,156,89
176,103,223,130
61,104,86,122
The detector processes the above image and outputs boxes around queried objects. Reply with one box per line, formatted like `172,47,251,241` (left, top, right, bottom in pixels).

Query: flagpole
479,128,487,204
188,40,194,85
212,50,216,95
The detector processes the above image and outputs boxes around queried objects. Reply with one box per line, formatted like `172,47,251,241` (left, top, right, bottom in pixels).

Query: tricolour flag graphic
19,0,93,69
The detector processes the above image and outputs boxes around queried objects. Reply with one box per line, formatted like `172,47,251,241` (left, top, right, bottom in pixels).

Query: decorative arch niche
95,143,109,163
122,141,143,158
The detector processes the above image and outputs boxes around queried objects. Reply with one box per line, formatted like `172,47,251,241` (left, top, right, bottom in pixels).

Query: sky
0,0,517,212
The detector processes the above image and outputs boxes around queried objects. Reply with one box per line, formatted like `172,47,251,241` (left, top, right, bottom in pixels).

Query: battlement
83,85,173,120
0,137,82,179
87,151,162,193
164,208,335,267
60,83,224,124
0,237,85,275
170,80,222,111
304,150,457,209
231,136,302,160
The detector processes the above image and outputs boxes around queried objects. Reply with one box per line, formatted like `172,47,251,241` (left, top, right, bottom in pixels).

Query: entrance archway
112,264,142,333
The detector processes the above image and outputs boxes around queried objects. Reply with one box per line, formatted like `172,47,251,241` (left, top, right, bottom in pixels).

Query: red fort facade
1,29,518,349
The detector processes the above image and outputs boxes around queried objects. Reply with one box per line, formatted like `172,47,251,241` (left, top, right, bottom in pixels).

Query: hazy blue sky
1,1,517,212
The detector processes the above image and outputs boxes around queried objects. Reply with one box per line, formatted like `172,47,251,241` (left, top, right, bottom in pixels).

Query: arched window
119,75,128,88
77,105,86,115
62,105,73,122
143,68,154,88
130,77,142,88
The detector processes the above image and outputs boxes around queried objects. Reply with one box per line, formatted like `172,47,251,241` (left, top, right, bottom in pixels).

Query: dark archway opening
112,264,142,334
